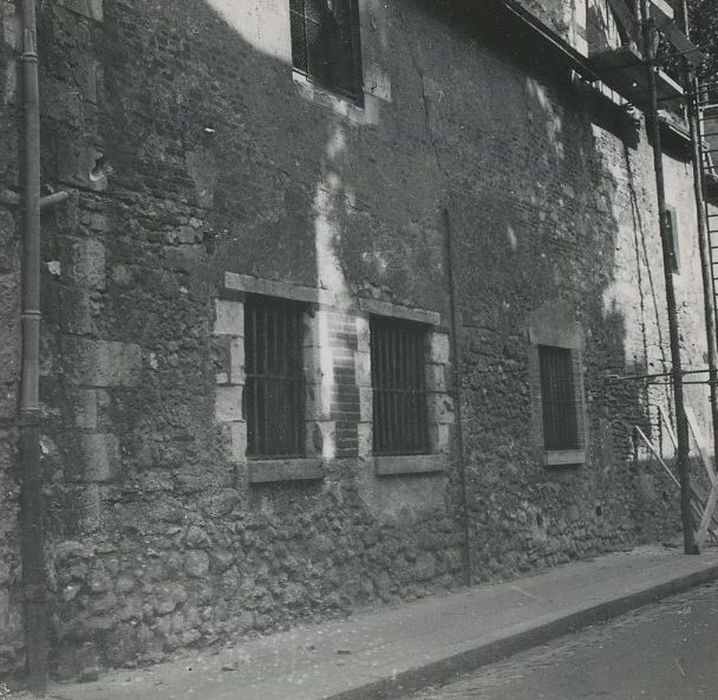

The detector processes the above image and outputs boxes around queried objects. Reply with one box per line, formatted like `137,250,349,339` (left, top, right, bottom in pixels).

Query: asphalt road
409,581,718,700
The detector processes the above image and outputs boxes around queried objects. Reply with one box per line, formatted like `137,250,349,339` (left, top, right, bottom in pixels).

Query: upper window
586,0,625,54
370,316,429,456
289,0,363,100
244,295,306,459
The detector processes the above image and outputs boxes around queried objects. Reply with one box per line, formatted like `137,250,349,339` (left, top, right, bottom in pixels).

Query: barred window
289,0,363,99
244,296,306,459
538,345,579,450
370,317,429,456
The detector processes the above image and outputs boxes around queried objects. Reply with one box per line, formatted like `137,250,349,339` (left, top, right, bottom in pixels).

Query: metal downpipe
18,0,47,694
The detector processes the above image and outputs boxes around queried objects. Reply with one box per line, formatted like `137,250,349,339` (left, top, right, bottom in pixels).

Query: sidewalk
45,545,718,700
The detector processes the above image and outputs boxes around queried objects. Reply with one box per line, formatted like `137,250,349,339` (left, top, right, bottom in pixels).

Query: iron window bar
289,0,363,101
371,316,429,456
244,295,306,459
538,345,580,450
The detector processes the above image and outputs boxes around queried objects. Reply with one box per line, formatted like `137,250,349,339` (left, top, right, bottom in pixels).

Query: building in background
0,0,711,678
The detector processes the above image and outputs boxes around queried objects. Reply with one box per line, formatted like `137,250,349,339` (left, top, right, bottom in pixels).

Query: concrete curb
327,561,718,700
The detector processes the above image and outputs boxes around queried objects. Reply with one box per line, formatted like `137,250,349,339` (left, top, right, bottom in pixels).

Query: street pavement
26,545,718,699
410,581,718,699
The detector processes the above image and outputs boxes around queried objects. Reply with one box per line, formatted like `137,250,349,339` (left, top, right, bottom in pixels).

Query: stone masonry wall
0,0,710,679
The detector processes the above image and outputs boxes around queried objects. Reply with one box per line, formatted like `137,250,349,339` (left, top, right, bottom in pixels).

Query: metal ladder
696,81,718,307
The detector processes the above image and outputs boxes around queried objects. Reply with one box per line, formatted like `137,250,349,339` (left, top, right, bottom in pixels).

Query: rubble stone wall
0,0,709,678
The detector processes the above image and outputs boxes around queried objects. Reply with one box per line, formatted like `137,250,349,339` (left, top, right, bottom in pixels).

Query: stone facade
0,0,711,680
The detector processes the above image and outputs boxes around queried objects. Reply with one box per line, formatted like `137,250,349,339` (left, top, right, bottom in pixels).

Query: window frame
213,277,336,484
369,315,431,457
243,293,307,461
528,321,586,468
537,344,580,451
357,299,451,476
289,0,364,103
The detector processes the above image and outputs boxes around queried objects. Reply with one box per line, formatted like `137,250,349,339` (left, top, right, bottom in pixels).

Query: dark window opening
371,316,429,456
244,296,306,459
289,0,363,100
538,345,579,450
663,207,680,273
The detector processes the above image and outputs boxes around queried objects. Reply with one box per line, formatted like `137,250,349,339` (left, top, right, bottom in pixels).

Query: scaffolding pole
640,0,697,554
678,0,718,550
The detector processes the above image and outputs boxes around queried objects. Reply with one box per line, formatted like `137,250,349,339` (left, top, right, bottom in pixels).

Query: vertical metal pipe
443,207,473,586
18,0,48,694
639,0,697,554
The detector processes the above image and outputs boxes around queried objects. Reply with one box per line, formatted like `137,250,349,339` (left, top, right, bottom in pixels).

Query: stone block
65,432,119,482
355,315,370,351
426,363,448,392
414,552,436,581
229,336,245,384
304,387,331,421
80,58,102,105
39,76,83,127
55,142,98,189
63,337,143,386
64,484,101,534
200,488,239,518
357,422,372,458
302,310,318,345
228,421,247,461
213,299,243,336
429,333,450,364
429,423,451,453
354,350,371,387
165,225,200,245
59,286,98,335
154,582,187,614
215,386,242,423
312,420,336,460
248,458,324,483
428,392,454,425
209,549,235,573
89,212,110,232
0,207,16,246
56,0,103,21
184,525,210,548
0,383,15,420
59,236,105,289
184,550,209,578
73,388,97,429
2,10,19,51
304,349,325,386
358,386,373,422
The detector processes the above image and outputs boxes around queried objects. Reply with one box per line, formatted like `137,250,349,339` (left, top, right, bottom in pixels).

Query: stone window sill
292,71,379,126
543,449,586,468
248,458,324,484
374,453,448,476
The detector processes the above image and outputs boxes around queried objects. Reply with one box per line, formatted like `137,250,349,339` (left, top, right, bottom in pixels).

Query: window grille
289,0,362,99
586,0,624,53
244,296,306,459
370,317,429,456
538,345,579,450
